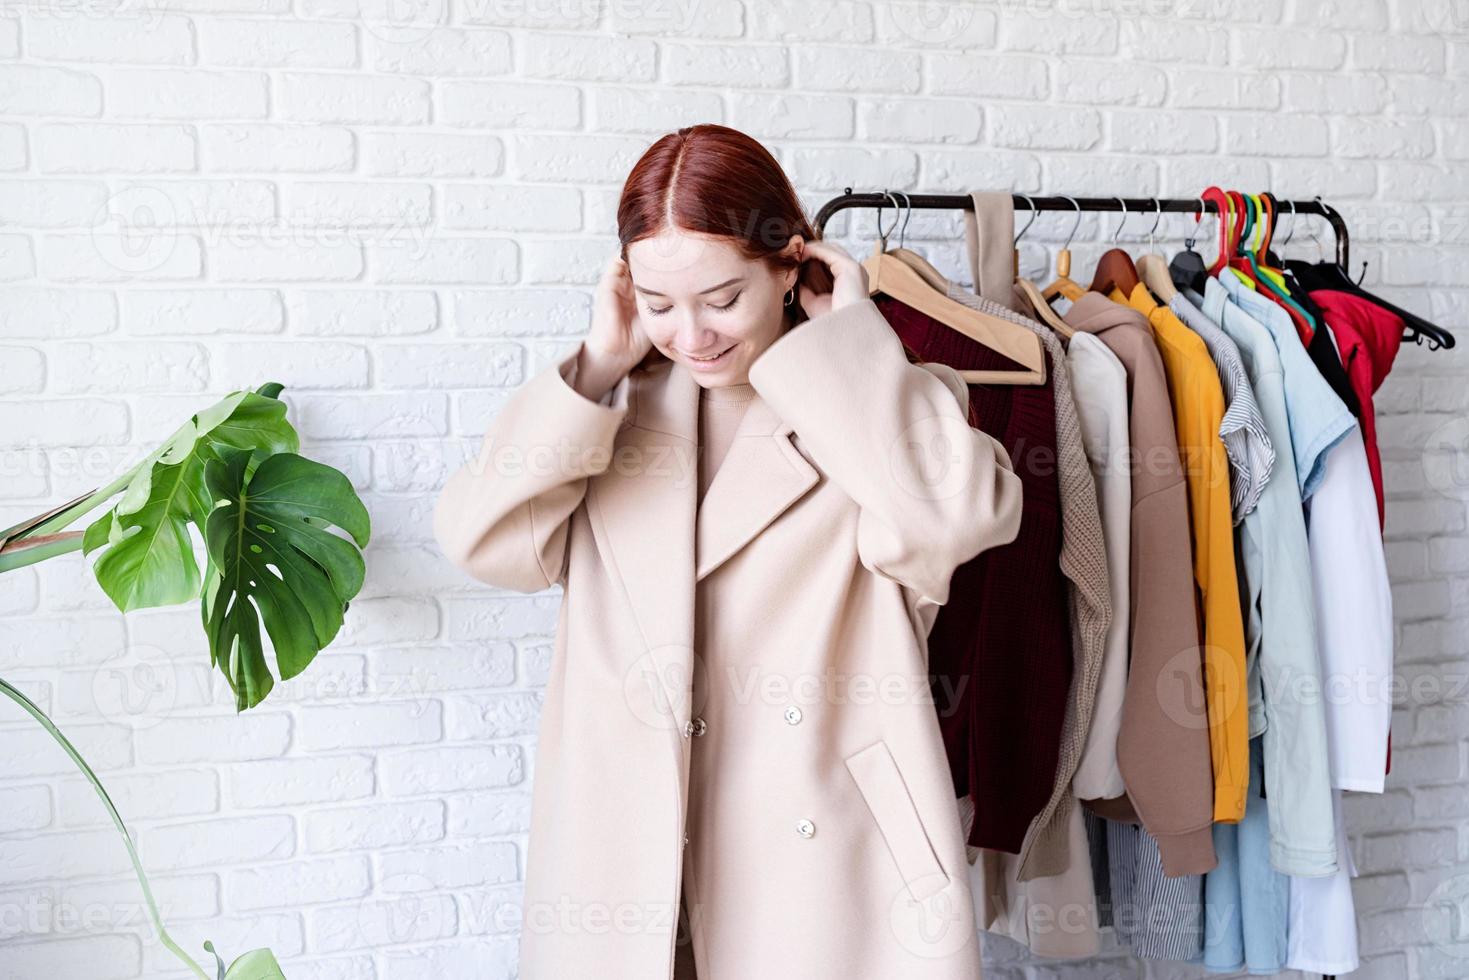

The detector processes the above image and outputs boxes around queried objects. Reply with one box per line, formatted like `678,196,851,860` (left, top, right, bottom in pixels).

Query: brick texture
1,5,1467,979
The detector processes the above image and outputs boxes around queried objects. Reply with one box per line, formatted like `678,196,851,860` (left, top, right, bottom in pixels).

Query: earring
783,286,796,307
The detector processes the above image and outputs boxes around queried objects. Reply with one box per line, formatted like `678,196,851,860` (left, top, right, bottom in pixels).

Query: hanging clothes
945,282,1111,882
1287,790,1362,975
1216,273,1394,794
1202,735,1290,974
1105,820,1205,960
874,294,1073,856
1308,288,1405,529
1196,279,1338,878
962,794,1102,959
1308,288,1404,778
1109,282,1250,826
1168,292,1276,525
1060,330,1133,805
1061,293,1216,877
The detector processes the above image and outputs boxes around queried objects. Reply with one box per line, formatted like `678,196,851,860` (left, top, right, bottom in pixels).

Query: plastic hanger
1232,191,1317,343
862,193,1047,385
1088,198,1142,298
1168,197,1211,295
1202,185,1255,289
1281,197,1456,350
1136,198,1178,303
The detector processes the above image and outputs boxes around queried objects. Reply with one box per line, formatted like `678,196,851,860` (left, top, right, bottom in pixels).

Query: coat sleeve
747,297,1024,609
433,342,630,592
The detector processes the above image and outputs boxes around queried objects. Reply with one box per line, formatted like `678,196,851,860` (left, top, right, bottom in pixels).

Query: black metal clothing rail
818,187,1351,980
812,190,1353,269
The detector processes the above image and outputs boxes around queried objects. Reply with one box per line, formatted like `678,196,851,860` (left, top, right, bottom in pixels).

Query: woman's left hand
795,239,869,320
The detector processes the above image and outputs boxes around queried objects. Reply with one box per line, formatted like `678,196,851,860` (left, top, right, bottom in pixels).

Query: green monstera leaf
80,386,303,613
202,447,370,711
83,458,204,612
206,942,287,980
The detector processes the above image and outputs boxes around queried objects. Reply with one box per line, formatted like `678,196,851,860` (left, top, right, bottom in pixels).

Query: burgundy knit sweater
875,295,1072,855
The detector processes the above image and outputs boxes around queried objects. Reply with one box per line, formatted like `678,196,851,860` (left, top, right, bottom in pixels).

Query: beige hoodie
1063,292,1217,877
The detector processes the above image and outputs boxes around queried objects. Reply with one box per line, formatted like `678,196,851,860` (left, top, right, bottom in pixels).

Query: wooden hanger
1012,195,1074,338
1016,277,1074,338
1041,196,1086,303
863,236,1047,386
1135,198,1178,303
1088,198,1142,298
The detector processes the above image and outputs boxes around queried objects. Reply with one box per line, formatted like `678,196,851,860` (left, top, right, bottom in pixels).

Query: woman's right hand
576,254,654,401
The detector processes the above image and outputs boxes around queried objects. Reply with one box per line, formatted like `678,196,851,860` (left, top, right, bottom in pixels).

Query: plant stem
0,453,147,544
0,531,86,573
0,677,211,980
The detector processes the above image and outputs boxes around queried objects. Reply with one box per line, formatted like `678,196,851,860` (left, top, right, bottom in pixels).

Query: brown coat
434,297,1024,979
1062,292,1217,876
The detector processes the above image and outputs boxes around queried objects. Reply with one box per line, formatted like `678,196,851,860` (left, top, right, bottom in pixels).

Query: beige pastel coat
433,297,1024,979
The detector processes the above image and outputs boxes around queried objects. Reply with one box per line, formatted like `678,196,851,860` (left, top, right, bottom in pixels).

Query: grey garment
1106,820,1205,961
1084,809,1112,930
1170,291,1276,525
946,282,1111,882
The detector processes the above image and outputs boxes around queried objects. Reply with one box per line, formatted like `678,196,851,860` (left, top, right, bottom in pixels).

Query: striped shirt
1170,291,1276,526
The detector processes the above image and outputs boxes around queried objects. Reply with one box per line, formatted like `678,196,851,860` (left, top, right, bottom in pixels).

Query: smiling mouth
685,345,734,363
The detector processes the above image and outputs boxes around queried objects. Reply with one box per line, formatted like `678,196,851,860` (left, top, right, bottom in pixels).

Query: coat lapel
695,394,818,582
586,359,699,736
587,359,821,720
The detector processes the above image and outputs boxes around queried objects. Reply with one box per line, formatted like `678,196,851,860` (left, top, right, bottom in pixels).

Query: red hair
617,124,924,368
618,124,832,320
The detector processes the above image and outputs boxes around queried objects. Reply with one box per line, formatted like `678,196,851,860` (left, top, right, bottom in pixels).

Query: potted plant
0,382,371,979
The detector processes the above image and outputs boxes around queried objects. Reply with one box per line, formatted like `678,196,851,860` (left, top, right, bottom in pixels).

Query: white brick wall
1,2,1466,978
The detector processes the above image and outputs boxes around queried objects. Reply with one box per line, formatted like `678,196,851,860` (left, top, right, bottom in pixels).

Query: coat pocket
845,739,950,902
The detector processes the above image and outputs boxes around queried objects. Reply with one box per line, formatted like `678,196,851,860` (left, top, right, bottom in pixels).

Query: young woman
434,124,1024,979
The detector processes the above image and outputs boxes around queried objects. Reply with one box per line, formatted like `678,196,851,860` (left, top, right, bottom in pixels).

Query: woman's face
625,229,801,387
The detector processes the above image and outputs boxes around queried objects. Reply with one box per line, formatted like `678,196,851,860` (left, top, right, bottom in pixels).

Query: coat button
784,706,802,725
690,717,707,736
796,818,815,838
682,720,694,738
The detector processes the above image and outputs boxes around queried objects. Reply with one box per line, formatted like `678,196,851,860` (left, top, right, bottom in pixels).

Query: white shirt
1065,330,1132,801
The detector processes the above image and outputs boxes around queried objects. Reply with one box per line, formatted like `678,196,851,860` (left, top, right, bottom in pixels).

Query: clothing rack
813,190,1352,268
817,188,1353,980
